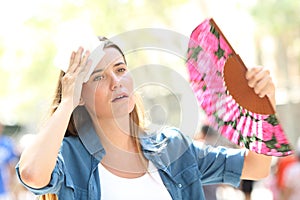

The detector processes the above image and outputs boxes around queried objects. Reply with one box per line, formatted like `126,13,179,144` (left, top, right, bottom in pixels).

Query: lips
111,93,129,102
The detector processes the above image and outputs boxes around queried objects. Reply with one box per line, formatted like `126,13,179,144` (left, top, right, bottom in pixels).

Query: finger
81,56,93,82
68,51,76,68
83,59,93,76
81,50,91,68
74,50,91,74
254,76,272,97
247,68,270,88
246,66,263,81
258,80,274,98
77,60,93,83
64,51,75,73
68,47,84,73
76,51,93,83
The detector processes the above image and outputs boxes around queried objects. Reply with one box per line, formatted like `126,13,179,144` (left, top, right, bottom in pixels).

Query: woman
16,37,272,199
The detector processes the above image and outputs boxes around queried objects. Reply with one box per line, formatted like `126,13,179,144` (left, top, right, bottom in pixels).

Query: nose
110,72,121,90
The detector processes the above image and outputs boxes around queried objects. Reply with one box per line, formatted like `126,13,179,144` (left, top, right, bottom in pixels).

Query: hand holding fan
186,18,293,156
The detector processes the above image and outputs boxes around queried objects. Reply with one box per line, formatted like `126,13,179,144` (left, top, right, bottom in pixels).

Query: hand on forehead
83,42,106,82
93,48,125,71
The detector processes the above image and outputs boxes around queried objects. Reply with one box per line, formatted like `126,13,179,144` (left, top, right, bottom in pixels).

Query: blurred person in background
240,179,254,200
262,158,280,200
0,122,19,200
194,125,219,146
281,138,300,200
274,154,297,199
194,125,240,148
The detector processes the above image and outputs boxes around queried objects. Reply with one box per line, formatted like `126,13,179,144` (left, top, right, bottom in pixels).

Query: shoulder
62,135,81,144
61,136,82,150
285,162,300,176
60,136,90,160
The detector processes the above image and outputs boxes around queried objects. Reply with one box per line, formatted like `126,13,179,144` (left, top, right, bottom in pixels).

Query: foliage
250,0,300,37
0,0,188,125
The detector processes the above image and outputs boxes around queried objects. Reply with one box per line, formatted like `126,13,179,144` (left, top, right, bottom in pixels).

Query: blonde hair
40,37,145,200
39,194,58,200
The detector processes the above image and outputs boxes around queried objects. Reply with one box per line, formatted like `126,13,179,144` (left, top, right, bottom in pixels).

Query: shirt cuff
15,155,65,196
223,148,246,187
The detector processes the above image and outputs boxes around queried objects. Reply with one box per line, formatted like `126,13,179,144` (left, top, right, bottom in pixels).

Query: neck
93,115,136,152
91,115,148,175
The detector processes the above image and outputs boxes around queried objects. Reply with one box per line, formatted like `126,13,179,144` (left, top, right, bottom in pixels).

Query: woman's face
81,47,135,119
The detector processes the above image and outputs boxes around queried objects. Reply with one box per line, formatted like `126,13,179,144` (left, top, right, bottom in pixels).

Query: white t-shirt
98,161,172,200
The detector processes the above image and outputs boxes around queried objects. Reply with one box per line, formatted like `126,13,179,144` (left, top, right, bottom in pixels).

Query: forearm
18,101,73,188
241,150,272,180
268,93,276,112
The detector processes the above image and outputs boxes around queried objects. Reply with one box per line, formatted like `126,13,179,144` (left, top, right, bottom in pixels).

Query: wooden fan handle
223,54,275,115
209,18,275,114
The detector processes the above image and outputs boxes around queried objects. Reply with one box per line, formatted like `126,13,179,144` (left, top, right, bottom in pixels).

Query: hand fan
186,18,293,156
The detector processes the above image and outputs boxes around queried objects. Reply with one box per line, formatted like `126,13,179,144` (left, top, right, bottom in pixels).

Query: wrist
267,93,276,112
58,99,75,114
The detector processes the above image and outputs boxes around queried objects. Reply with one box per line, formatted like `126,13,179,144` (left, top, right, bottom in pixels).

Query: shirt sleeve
1,136,19,164
192,141,246,187
15,153,66,196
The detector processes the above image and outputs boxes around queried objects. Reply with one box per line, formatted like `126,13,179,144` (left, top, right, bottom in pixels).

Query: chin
112,104,135,118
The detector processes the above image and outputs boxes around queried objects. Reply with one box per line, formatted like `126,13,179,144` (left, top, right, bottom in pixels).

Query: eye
118,67,126,73
93,75,105,81
116,63,127,74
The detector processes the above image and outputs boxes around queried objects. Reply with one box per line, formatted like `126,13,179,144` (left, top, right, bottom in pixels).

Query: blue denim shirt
16,126,245,200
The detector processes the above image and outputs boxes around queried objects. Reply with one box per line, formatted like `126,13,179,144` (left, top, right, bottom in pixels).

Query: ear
78,97,85,106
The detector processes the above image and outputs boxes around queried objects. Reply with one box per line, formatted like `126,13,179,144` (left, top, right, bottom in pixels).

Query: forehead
95,47,124,70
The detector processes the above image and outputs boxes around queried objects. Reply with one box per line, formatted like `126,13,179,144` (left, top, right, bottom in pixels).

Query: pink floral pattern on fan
187,18,293,156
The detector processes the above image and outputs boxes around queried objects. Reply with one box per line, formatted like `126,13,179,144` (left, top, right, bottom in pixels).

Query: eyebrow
91,69,104,75
113,62,125,67
91,62,125,75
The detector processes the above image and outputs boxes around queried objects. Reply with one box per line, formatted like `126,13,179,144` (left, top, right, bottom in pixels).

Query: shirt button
178,183,182,188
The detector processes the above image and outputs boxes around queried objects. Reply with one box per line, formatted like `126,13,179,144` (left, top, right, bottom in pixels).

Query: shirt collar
73,106,105,161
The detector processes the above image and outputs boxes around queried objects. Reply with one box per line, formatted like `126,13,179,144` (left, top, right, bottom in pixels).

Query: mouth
111,94,129,102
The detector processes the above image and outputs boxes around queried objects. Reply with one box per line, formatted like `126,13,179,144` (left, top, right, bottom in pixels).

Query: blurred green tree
250,0,300,147
250,0,300,83
0,0,188,126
